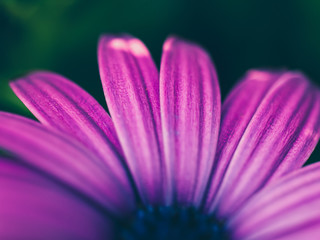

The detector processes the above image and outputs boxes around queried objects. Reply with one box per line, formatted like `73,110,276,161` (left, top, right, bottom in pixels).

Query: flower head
1,35,320,239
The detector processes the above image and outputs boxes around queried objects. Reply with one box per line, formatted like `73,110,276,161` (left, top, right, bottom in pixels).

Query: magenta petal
10,71,135,202
10,71,124,165
0,112,135,216
204,70,320,217
229,162,320,240
98,35,164,204
0,158,112,239
160,37,221,206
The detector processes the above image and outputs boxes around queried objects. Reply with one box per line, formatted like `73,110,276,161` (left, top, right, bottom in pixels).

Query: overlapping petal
0,157,112,239
160,37,220,206
10,72,130,178
0,112,136,216
229,162,320,240
204,70,320,217
98,35,164,204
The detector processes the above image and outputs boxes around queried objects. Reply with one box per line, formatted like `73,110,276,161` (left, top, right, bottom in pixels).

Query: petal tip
98,34,150,57
163,36,176,52
245,69,277,82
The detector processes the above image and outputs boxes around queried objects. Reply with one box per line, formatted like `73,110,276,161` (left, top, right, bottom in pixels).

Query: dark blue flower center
116,206,231,240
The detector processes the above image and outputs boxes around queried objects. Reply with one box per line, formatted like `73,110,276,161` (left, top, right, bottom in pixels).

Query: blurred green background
1,0,320,164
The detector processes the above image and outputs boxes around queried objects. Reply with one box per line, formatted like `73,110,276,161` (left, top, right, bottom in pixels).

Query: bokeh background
1,0,320,164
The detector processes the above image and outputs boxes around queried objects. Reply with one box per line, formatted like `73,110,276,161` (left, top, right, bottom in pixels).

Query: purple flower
1,35,320,239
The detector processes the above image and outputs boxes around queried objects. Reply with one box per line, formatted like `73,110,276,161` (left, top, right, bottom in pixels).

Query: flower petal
204,70,320,217
160,37,221,206
0,158,113,239
229,162,320,240
0,112,135,216
10,72,127,174
10,71,138,202
98,35,164,204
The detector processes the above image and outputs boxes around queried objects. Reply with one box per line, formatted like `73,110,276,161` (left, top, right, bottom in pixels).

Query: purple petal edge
204,70,320,217
98,35,165,204
0,112,136,216
160,37,221,206
0,157,113,239
229,162,320,240
10,71,125,166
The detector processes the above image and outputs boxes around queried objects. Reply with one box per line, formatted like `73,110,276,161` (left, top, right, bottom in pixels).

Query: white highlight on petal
108,38,127,50
163,38,174,52
128,39,150,57
303,125,320,142
247,70,272,81
108,38,149,57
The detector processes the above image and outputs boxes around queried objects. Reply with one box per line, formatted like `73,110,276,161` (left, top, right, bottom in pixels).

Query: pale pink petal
203,70,320,217
98,35,164,204
160,37,220,206
229,162,320,240
0,158,113,239
0,112,135,216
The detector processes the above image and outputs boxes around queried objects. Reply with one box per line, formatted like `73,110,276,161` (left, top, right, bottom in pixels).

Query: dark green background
1,0,320,164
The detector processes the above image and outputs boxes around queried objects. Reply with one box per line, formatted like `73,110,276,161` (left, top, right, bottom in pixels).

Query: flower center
116,206,231,240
